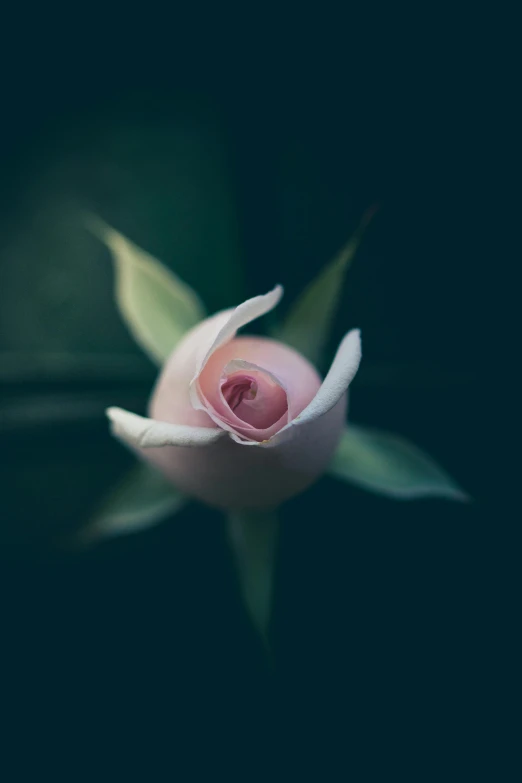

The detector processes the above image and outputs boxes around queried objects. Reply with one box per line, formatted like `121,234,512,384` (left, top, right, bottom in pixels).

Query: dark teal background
0,17,509,782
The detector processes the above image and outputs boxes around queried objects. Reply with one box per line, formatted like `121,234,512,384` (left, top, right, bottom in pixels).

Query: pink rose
107,286,361,509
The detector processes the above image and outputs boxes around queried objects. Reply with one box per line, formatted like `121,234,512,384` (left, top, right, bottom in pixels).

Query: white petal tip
279,327,362,433
192,284,285,385
272,283,284,301
106,407,224,448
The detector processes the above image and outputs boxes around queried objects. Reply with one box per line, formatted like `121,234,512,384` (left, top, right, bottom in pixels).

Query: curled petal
198,358,289,441
267,329,361,446
149,309,236,431
196,286,283,373
107,407,225,448
221,361,288,428
190,286,283,412
296,329,361,424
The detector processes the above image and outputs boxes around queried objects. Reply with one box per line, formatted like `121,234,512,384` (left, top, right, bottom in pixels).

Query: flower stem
226,509,279,650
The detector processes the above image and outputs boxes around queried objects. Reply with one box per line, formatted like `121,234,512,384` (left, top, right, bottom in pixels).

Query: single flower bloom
108,286,361,509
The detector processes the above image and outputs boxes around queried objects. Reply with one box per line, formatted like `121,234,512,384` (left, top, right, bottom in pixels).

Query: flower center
221,375,258,411
219,368,288,429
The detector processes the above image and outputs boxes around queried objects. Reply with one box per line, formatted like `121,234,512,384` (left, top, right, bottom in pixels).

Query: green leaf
330,424,469,501
276,208,377,366
0,101,244,368
88,217,206,365
80,461,187,543
226,509,279,653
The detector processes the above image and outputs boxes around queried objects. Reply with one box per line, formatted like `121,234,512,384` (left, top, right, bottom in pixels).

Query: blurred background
1,16,509,781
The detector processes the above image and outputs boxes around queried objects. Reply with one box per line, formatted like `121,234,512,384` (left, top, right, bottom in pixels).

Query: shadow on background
0,20,510,782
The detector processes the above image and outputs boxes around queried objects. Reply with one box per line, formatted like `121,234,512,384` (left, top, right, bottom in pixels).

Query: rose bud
107,286,361,509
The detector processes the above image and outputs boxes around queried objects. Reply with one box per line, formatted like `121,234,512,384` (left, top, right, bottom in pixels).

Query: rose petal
220,360,289,429
189,335,322,443
201,337,321,416
107,407,225,448
197,286,283,372
196,376,289,442
149,309,235,429
199,358,289,435
190,286,283,411
266,329,361,446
